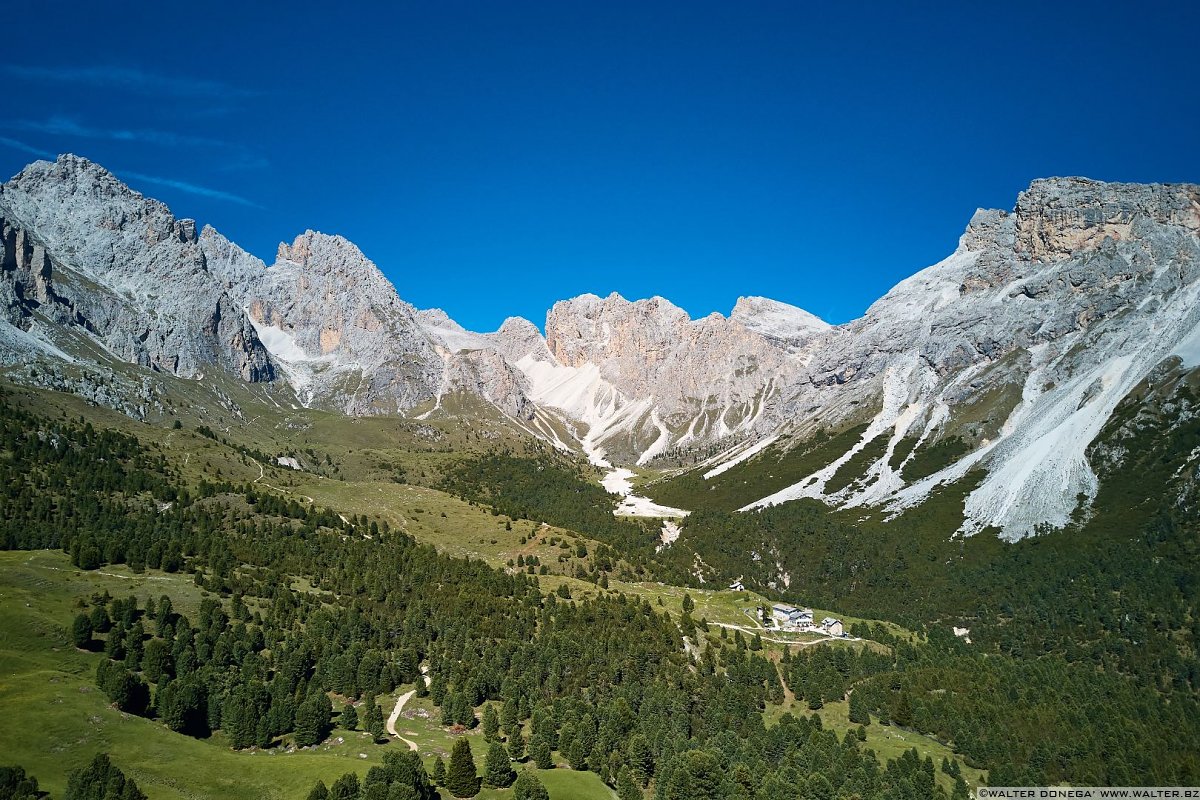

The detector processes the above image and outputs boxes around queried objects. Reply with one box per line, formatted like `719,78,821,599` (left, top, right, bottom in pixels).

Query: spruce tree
431,755,447,786
530,734,554,769
72,613,93,649
445,737,479,798
507,730,526,761
617,765,643,800
306,780,330,800
483,742,515,788
341,703,358,731
482,704,500,741
511,769,549,800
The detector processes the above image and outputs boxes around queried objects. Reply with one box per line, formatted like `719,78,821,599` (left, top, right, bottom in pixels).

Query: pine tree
142,639,171,684
848,690,869,725
681,593,694,613
341,703,358,731
72,613,93,649
432,755,447,786
566,735,589,770
627,733,653,784
483,742,515,788
482,703,500,741
64,753,147,800
617,765,643,800
530,734,554,769
295,692,333,747
806,773,834,800
306,780,330,800
508,730,526,761
445,737,479,798
329,773,359,800
364,694,386,742
90,604,112,634
511,769,550,800
223,687,260,749
501,699,519,736
0,765,40,800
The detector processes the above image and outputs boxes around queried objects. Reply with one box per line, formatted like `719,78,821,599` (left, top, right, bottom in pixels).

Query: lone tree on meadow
431,755,447,786
483,741,515,788
512,769,549,800
72,613,93,649
482,703,500,741
529,734,553,769
445,737,479,798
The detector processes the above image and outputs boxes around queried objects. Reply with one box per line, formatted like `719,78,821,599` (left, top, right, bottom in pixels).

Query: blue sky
1,2,1196,332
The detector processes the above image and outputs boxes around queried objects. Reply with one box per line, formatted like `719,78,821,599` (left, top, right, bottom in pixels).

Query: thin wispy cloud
0,136,53,159
7,116,230,149
4,64,255,99
119,171,261,208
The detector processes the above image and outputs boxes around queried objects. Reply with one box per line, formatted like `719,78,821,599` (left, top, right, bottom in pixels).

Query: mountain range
3,154,1198,541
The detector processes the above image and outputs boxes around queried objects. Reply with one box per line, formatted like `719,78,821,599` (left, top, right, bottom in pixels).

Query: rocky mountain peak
273,230,401,301
0,154,274,383
5,158,1199,539
730,296,829,345
7,154,136,202
481,316,550,365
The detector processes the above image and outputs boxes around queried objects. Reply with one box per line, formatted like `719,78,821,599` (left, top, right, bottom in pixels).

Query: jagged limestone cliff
3,155,1198,539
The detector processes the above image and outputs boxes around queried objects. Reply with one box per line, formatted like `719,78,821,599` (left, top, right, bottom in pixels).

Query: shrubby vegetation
0,766,41,800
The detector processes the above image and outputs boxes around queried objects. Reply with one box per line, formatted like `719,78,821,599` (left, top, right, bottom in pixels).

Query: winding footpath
385,690,419,751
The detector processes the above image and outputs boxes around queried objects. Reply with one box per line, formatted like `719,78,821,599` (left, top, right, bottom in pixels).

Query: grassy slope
644,424,871,513
0,551,395,800
0,551,616,800
0,379,980,795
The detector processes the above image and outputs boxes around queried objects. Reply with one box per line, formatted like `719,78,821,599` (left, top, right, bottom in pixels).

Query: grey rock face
241,230,444,414
538,292,800,454
0,155,274,382
744,177,1200,539
729,296,829,351
6,155,1199,539
443,349,535,420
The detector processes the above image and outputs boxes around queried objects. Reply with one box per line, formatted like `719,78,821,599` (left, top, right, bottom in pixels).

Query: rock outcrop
5,156,1199,539
740,178,1200,539
241,230,444,414
0,155,274,382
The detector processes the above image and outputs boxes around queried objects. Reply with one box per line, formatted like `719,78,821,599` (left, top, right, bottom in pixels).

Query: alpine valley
1,155,1198,798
